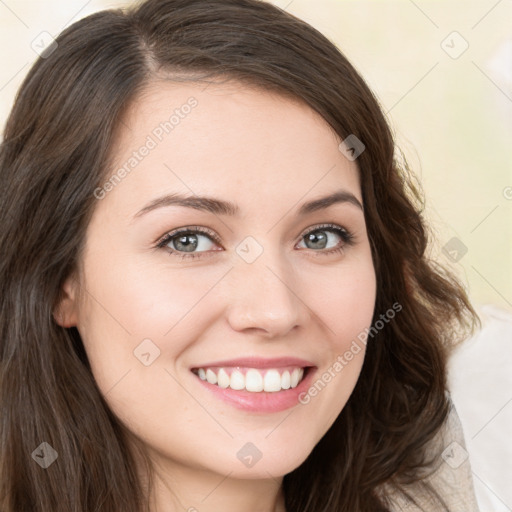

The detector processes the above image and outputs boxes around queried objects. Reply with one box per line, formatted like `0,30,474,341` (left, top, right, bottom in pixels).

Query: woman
0,0,480,510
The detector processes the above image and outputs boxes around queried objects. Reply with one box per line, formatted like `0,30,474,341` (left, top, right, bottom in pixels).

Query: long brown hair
0,0,477,510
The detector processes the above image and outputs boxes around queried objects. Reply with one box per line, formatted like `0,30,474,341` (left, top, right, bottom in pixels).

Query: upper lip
190,357,315,370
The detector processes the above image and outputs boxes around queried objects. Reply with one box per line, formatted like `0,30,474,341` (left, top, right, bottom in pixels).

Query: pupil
175,234,198,252
306,231,327,249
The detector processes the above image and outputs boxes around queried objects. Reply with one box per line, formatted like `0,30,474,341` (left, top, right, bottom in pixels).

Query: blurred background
1,1,511,511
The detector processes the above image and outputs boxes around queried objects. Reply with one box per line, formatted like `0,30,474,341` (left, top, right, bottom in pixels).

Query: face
56,79,376,482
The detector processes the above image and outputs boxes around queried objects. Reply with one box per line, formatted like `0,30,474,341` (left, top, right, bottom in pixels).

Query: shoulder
380,399,480,512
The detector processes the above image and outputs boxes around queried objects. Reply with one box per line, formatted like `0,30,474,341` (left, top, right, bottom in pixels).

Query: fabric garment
382,400,480,512
447,304,512,511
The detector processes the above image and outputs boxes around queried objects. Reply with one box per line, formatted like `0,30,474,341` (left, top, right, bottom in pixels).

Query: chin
227,447,314,480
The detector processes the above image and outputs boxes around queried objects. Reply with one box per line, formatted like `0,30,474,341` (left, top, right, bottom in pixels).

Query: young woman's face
58,80,376,481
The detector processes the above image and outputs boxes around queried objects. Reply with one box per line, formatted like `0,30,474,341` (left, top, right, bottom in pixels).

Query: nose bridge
225,239,308,336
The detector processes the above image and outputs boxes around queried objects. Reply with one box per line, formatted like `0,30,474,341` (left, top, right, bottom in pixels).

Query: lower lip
191,367,317,413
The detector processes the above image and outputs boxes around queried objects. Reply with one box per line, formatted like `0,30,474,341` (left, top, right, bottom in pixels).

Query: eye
296,224,354,255
155,223,355,260
156,226,221,259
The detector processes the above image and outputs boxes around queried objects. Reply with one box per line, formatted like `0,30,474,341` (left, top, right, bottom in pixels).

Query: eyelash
155,223,355,260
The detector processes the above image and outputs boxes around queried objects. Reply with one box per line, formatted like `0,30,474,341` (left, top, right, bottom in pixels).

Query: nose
224,248,311,338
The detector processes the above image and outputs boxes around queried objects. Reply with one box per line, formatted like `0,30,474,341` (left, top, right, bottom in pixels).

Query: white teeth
281,370,291,389
205,368,217,385
245,369,263,392
290,368,300,388
217,368,230,388
263,369,282,392
229,369,245,390
195,366,306,393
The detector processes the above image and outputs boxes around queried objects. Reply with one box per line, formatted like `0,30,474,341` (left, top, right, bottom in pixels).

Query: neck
130,442,287,512
149,464,287,512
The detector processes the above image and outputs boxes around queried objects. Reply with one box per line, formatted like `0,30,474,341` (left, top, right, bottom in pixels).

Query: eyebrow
132,189,363,220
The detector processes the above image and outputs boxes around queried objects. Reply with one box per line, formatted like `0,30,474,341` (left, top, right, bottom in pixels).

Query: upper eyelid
298,223,349,236
156,225,220,246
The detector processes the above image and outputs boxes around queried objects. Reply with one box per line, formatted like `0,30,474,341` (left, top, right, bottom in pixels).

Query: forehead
102,79,361,217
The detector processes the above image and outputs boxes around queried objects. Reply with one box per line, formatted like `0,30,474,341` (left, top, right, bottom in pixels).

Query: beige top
381,402,480,511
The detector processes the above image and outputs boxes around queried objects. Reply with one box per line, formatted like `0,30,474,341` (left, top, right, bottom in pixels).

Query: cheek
295,257,376,420
76,251,233,395
333,271,376,348
305,257,377,347
82,246,226,342
116,262,230,335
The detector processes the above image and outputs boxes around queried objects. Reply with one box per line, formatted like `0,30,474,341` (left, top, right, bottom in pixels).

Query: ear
53,274,80,328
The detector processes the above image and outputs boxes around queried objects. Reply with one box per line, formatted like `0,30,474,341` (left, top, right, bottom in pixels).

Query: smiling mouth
191,366,312,393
